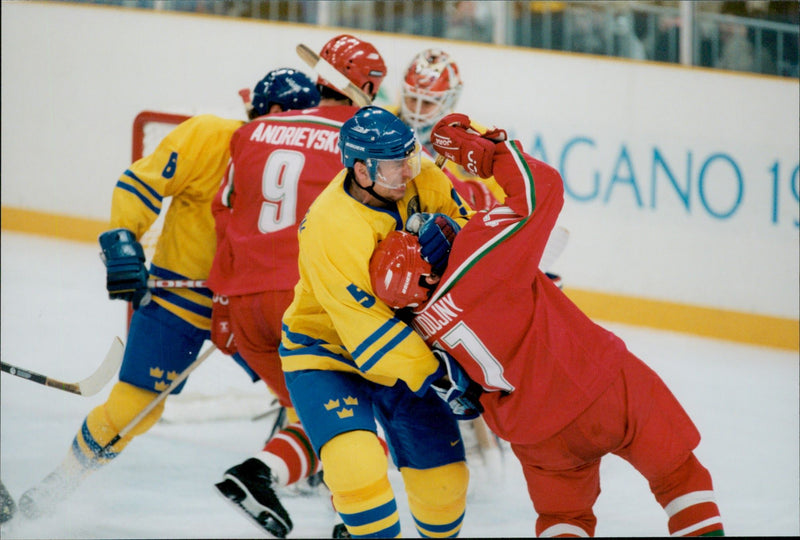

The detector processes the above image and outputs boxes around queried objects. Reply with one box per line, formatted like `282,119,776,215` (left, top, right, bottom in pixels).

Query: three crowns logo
149,365,177,392
324,399,340,411
149,366,164,379
325,396,359,419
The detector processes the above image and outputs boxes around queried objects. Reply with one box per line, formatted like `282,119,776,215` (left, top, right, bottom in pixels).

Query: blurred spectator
444,1,493,43
67,0,798,78
568,6,607,55
614,9,648,60
518,2,566,50
717,1,777,74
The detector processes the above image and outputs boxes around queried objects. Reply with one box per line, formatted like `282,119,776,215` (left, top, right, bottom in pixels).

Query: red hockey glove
211,294,238,355
431,113,507,179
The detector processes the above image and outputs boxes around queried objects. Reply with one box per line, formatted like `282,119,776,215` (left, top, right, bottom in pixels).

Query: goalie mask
318,34,387,99
369,230,435,309
400,49,464,134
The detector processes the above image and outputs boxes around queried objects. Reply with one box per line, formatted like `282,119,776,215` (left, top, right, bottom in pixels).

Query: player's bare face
375,160,412,193
371,148,422,198
404,96,438,118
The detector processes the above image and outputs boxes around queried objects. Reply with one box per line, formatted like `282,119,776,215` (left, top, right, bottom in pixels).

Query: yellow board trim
2,206,109,243
564,288,798,352
3,206,798,351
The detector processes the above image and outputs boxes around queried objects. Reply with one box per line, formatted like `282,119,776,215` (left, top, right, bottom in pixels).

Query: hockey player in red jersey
369,113,725,537
207,34,390,538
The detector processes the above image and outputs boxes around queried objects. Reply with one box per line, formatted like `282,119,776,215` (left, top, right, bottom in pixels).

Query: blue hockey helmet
339,106,421,189
251,68,320,118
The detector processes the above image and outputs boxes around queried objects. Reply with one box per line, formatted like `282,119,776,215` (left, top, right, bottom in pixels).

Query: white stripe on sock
256,450,290,487
539,523,590,537
664,490,717,517
670,516,723,536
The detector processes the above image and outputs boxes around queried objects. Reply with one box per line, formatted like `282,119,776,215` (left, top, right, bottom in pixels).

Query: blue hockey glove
98,228,151,309
407,213,461,276
430,348,483,420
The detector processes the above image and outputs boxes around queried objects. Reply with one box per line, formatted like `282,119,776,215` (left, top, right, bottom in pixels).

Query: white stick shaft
105,343,217,448
296,43,372,107
539,226,570,273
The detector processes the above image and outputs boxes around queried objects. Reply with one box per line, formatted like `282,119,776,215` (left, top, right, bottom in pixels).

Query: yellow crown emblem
344,396,358,406
337,408,354,419
149,366,164,379
154,380,168,392
324,399,340,411
166,371,179,381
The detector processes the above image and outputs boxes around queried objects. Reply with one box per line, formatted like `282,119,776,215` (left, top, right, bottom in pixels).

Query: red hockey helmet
317,34,387,99
370,231,434,309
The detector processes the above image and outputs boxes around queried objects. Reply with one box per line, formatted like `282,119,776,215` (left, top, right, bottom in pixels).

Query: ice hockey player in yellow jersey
16,69,320,534
280,106,473,538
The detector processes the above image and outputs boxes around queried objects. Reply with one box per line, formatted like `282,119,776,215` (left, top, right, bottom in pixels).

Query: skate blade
214,479,289,539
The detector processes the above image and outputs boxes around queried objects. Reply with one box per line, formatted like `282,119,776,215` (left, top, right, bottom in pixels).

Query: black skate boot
332,522,351,538
215,458,292,538
0,481,16,524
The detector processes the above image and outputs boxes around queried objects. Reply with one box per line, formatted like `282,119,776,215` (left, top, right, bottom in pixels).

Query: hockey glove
430,348,484,421
431,113,507,179
98,228,151,309
407,213,461,276
211,294,238,355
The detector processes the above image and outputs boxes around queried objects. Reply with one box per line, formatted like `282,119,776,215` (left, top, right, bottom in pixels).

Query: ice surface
1,231,797,538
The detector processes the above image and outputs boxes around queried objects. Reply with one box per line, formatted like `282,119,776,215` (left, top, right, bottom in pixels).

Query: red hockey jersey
411,141,627,445
209,106,358,295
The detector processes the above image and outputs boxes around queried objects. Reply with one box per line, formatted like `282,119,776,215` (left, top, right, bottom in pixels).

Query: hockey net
129,111,278,425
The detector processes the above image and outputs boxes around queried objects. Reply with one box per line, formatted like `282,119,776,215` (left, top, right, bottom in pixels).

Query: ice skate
215,458,292,538
332,521,350,538
18,452,88,520
0,481,16,524
18,470,80,520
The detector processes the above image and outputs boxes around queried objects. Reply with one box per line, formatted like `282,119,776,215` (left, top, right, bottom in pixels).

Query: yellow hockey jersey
281,159,472,393
110,114,244,330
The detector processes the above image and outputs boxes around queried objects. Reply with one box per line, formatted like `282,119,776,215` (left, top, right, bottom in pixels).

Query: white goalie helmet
400,49,464,135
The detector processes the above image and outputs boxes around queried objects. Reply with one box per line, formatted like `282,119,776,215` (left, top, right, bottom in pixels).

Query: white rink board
1,1,798,319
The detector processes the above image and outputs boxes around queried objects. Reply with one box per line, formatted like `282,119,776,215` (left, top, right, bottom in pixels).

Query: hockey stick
99,342,217,456
539,226,570,274
1,337,124,396
147,279,208,288
296,43,372,107
251,399,285,422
